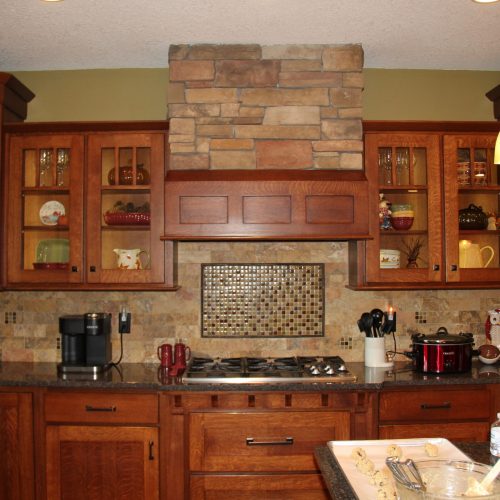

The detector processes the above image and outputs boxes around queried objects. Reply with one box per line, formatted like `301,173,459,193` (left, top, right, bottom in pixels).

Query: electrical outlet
119,308,131,334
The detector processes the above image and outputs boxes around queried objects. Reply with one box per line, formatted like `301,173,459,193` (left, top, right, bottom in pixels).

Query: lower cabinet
0,392,35,500
43,390,159,500
163,391,377,500
45,425,159,500
378,386,491,442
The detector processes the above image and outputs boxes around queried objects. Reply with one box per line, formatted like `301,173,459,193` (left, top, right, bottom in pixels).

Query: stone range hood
163,44,370,241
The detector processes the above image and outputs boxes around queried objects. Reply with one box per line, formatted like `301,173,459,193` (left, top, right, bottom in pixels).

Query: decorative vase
406,258,418,269
108,164,149,185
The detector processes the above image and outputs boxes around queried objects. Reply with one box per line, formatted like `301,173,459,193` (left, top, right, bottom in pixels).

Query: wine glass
396,149,409,185
56,149,69,186
39,149,52,187
378,148,392,185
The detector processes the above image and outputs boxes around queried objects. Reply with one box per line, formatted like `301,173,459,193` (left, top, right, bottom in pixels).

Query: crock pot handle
436,327,449,335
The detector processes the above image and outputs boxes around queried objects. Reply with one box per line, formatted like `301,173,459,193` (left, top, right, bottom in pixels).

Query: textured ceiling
1,0,499,71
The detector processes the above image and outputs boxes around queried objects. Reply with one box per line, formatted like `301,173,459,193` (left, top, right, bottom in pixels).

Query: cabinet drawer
379,422,490,442
379,389,489,422
190,473,329,500
44,391,158,424
189,411,350,472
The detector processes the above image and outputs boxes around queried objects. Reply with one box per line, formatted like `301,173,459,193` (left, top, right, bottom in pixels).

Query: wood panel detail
179,196,228,224
163,169,370,240
242,195,291,224
306,195,354,224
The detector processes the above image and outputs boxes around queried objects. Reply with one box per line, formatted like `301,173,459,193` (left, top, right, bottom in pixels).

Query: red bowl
33,262,68,270
103,212,151,226
391,216,414,230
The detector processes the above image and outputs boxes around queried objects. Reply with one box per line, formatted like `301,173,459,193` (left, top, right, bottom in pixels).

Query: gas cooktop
183,356,356,384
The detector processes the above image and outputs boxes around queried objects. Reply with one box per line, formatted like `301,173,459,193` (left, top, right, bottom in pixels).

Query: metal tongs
386,456,426,492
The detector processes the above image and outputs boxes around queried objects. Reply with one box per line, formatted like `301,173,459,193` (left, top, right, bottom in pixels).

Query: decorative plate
39,200,65,226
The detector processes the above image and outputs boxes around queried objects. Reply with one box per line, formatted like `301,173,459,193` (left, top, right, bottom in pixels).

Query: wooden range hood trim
162,169,371,242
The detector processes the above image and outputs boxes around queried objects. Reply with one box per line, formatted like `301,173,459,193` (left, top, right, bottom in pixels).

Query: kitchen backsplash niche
0,242,497,363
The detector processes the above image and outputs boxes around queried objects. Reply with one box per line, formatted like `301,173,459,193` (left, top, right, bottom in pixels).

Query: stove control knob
309,365,321,375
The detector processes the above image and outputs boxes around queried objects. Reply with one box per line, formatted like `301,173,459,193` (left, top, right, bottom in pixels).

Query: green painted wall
13,69,169,122
363,69,500,121
12,68,500,122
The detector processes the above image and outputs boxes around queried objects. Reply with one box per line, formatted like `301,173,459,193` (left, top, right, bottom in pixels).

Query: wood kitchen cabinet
43,390,159,500
0,391,35,500
162,390,377,500
349,121,500,289
378,386,491,442
2,122,177,290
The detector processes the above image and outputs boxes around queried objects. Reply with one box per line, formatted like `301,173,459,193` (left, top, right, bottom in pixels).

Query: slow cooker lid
412,327,474,345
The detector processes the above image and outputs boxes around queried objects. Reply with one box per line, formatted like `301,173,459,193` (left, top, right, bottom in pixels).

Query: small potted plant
401,238,424,268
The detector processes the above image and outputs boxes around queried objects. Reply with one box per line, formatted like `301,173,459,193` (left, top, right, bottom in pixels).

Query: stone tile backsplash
0,242,497,364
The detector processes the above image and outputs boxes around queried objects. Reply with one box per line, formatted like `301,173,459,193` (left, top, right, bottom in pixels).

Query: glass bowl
394,459,500,499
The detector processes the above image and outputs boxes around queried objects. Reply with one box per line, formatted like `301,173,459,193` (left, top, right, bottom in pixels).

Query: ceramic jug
459,240,495,268
113,248,150,270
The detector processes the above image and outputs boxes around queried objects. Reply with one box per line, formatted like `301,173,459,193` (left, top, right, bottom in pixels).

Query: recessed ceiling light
472,0,499,3
41,0,64,2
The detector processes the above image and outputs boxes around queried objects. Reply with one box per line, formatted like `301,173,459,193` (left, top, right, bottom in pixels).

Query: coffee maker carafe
58,313,112,374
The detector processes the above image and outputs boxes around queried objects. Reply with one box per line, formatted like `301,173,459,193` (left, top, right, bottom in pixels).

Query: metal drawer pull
85,405,117,412
420,402,451,410
149,441,154,460
246,437,294,446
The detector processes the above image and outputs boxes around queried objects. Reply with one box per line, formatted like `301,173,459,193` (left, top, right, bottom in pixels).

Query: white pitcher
113,248,150,270
459,240,495,268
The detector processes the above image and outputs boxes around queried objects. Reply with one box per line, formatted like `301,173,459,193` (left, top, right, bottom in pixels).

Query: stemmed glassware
56,149,69,187
39,149,53,187
378,148,392,185
396,148,410,185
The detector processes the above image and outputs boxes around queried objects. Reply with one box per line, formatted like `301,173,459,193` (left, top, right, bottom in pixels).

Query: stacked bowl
391,204,414,230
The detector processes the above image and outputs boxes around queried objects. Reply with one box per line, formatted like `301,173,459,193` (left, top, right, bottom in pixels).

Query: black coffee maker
58,313,112,374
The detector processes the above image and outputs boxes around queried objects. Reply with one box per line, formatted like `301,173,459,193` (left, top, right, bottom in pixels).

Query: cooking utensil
357,312,373,337
386,457,426,492
406,327,474,373
370,308,385,337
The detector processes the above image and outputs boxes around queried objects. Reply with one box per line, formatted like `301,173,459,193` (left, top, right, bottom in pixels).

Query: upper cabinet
3,122,177,291
349,122,500,290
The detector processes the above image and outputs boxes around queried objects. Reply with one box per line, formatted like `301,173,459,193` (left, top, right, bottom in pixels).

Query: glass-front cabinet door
6,134,84,284
364,133,443,284
443,134,500,284
86,133,165,285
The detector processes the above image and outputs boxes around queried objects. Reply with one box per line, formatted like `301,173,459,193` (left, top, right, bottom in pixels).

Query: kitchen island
1,360,499,500
314,442,493,500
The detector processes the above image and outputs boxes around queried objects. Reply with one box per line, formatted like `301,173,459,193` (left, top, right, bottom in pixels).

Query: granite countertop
0,359,498,391
314,442,494,500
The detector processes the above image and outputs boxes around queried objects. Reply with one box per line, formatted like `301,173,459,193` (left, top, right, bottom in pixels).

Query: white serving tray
327,438,470,500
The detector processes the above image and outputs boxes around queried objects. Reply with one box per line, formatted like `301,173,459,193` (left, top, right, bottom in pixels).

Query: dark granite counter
0,359,498,391
314,442,494,500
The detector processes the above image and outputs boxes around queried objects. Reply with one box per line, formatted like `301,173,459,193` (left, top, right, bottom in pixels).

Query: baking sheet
327,438,470,500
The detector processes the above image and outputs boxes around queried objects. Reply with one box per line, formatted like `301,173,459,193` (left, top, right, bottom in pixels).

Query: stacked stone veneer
167,44,363,170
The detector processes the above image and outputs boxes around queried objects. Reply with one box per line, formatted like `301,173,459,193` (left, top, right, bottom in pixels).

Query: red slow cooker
406,327,475,374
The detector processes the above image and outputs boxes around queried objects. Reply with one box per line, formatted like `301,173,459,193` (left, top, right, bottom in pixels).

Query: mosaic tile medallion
201,264,324,338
